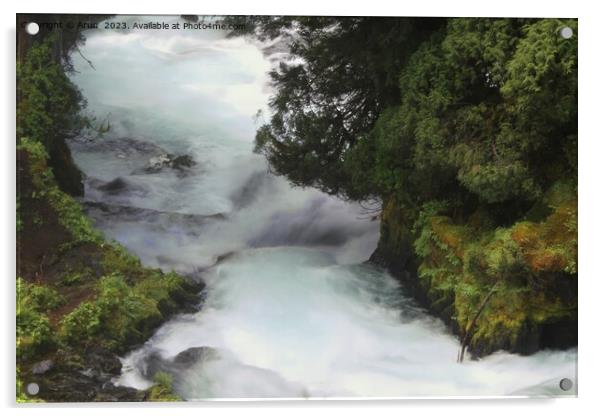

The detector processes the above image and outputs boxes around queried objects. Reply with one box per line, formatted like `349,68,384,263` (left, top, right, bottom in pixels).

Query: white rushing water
68,16,577,399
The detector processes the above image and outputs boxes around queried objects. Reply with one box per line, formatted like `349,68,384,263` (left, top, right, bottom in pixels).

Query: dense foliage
17,37,86,153
347,19,577,206
228,16,444,195
250,17,576,204
17,37,89,195
243,17,578,354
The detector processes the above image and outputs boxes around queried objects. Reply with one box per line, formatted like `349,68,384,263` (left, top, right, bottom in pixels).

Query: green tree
17,36,88,195
17,36,85,151
345,18,577,215
242,17,577,215
232,16,444,196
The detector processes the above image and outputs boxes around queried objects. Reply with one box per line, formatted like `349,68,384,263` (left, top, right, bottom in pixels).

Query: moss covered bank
16,23,206,401
16,135,203,402
370,184,577,357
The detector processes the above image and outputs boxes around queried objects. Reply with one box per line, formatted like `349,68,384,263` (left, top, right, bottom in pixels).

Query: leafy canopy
245,17,577,217
233,16,444,196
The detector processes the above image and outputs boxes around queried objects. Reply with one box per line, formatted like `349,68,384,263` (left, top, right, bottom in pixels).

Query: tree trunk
457,282,499,363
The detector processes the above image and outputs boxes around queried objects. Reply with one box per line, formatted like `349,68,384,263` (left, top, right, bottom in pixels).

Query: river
68,16,577,399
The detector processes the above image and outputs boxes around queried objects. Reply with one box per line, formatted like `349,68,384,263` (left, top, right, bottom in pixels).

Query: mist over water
69,16,576,398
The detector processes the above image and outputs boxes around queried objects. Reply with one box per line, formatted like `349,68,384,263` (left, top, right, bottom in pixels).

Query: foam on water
69,16,577,398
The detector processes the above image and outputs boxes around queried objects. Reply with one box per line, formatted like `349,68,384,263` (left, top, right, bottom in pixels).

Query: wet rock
31,359,54,375
248,198,355,247
85,346,122,375
92,384,147,402
98,177,129,194
32,347,146,402
139,346,219,381
171,154,195,170
159,278,206,315
70,137,166,160
36,370,146,402
140,351,169,379
83,201,225,243
143,153,196,174
145,154,172,173
173,346,219,366
95,177,148,198
50,138,84,196
216,251,237,264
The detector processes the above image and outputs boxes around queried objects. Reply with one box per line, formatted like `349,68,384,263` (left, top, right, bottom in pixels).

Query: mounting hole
560,26,573,39
559,378,573,391
25,22,40,35
25,382,40,396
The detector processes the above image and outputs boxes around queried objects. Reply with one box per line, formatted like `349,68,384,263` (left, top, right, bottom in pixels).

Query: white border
2,1,600,414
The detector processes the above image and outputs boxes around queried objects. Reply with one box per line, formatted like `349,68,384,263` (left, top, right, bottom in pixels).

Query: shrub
59,274,163,347
18,278,65,312
148,371,180,402
60,301,103,343
16,278,64,359
17,308,53,359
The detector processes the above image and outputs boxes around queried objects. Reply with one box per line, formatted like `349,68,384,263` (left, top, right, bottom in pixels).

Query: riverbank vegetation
16,36,201,402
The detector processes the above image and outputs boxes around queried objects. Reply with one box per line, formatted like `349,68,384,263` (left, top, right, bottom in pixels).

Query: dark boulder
98,177,129,194
84,346,123,375
96,177,148,198
171,154,195,170
30,347,146,402
49,138,84,196
173,346,219,366
143,153,196,174
138,346,219,381
139,351,170,379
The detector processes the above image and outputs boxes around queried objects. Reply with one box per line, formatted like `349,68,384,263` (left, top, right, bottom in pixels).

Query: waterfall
68,15,576,399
